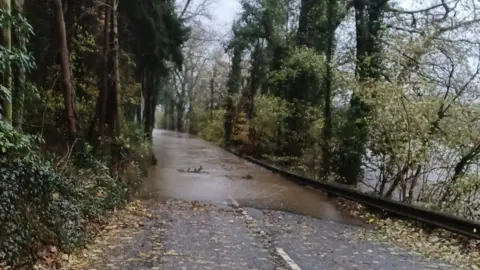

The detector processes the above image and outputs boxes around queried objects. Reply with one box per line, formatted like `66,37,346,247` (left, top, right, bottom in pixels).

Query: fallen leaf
165,250,178,256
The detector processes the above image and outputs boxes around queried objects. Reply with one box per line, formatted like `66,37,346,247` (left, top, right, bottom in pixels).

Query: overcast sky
209,0,241,35
206,0,440,30
204,0,417,37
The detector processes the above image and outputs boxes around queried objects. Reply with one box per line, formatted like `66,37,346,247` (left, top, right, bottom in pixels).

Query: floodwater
139,129,362,225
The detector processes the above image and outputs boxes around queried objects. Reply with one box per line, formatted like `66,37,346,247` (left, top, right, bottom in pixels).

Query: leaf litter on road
39,198,282,269
336,198,480,269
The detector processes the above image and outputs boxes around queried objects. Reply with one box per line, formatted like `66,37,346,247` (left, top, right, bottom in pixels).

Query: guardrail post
326,193,338,199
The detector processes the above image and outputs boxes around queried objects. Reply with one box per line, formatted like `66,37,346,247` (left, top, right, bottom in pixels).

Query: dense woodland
1,0,480,267
158,0,480,222
0,0,190,267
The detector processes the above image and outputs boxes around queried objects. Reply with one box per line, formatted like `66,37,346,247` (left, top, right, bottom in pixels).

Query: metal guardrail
228,150,480,240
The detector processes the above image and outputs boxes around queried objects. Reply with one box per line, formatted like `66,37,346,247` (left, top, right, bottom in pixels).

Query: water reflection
139,129,362,226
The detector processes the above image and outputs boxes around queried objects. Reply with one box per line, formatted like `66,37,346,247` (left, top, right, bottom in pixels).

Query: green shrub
0,155,78,266
198,109,225,143
250,94,293,155
0,152,129,267
0,120,136,267
119,121,152,178
0,120,39,157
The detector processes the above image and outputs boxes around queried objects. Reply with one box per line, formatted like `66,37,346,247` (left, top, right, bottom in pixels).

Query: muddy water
139,129,361,225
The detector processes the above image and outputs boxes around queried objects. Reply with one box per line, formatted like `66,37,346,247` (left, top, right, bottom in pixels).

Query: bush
250,95,293,154
0,120,145,267
198,109,225,143
0,152,129,267
0,120,39,157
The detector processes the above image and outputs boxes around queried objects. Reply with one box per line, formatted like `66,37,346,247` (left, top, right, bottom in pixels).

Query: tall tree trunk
12,0,24,128
297,0,317,48
135,103,141,124
224,97,233,145
169,98,175,130
143,68,153,138
247,41,262,143
12,67,23,127
338,0,385,185
176,81,185,132
53,0,77,143
111,0,121,137
163,100,168,129
281,0,329,157
140,67,146,127
1,0,11,121
150,75,158,131
187,101,194,133
143,68,159,139
187,80,194,134
321,0,335,180
176,103,184,132
224,46,242,146
88,2,110,142
209,67,216,120
100,2,110,136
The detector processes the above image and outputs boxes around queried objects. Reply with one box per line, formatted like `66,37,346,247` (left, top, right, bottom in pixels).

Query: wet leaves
177,166,208,174
346,204,480,269
46,199,283,269
32,195,469,270
164,250,179,256
241,174,253,179
249,207,462,269
45,200,158,269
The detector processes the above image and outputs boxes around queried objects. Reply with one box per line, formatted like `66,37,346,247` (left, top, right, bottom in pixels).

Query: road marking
228,195,240,208
229,195,301,270
276,248,302,270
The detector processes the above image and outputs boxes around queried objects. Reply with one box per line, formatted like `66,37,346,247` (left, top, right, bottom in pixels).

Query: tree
1,0,34,127
209,65,217,120
335,0,386,185
12,0,25,128
321,0,337,179
172,27,211,133
182,0,480,220
0,0,192,265
153,0,217,134
224,29,244,146
118,0,188,139
53,0,78,143
111,0,121,136
0,0,11,121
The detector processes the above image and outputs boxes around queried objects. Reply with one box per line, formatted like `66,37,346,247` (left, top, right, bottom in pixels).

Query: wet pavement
70,129,456,270
69,199,454,270
140,129,358,225
69,200,286,270
246,208,454,270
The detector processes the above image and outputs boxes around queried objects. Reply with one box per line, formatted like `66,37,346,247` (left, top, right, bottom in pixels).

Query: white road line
229,195,301,270
228,195,240,208
276,248,302,270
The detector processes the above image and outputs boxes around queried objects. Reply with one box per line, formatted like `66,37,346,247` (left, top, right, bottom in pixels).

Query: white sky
205,0,429,34
209,0,241,35
205,0,412,28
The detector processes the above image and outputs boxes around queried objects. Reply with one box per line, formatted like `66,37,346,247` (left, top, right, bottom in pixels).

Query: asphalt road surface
70,130,454,270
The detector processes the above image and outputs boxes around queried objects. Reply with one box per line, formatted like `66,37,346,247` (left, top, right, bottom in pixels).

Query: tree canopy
158,0,480,223
0,0,188,266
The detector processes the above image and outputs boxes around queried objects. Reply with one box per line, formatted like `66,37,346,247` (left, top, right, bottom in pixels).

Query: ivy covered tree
0,0,188,266
186,0,480,222
0,0,35,123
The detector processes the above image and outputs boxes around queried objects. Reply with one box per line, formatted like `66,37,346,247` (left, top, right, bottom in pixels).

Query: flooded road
78,129,455,269
140,129,359,225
